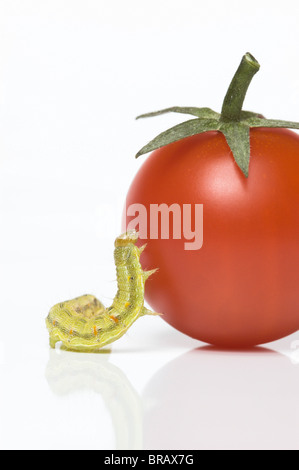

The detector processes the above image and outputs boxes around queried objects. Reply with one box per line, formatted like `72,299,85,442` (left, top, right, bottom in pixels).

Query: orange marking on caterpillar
110,315,119,323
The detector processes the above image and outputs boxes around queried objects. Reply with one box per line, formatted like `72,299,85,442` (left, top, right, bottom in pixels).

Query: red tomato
124,127,299,347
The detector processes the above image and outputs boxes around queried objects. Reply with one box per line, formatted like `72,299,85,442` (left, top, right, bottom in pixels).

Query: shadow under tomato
142,344,299,450
198,344,275,353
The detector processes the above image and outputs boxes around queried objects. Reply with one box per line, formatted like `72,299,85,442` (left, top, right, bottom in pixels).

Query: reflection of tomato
124,127,299,347
143,347,299,449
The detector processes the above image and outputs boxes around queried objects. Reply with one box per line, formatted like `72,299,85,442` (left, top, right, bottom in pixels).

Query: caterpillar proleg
45,231,159,352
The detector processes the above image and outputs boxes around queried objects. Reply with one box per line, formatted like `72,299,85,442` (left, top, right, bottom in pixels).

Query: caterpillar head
115,230,139,247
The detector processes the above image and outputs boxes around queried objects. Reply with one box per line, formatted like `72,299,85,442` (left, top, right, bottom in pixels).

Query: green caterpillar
45,231,158,352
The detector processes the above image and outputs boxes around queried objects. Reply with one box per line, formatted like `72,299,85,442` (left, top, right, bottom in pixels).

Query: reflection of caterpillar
45,231,158,352
45,349,143,449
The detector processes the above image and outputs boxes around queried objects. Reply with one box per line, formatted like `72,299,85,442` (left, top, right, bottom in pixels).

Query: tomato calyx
135,52,299,178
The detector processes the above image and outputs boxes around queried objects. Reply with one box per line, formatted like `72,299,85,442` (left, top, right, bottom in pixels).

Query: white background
1,0,299,450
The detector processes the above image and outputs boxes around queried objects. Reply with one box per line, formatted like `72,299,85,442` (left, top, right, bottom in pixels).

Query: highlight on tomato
124,53,299,348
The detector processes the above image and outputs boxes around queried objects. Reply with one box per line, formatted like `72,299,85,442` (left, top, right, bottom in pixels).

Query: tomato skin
124,128,299,347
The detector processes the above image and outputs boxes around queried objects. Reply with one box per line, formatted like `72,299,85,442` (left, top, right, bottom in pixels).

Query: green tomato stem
220,53,260,122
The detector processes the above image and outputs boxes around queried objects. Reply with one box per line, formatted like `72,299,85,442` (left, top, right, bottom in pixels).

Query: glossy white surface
1,0,299,451
1,300,299,450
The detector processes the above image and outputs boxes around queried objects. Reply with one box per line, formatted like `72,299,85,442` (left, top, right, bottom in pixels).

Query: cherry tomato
124,127,299,347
